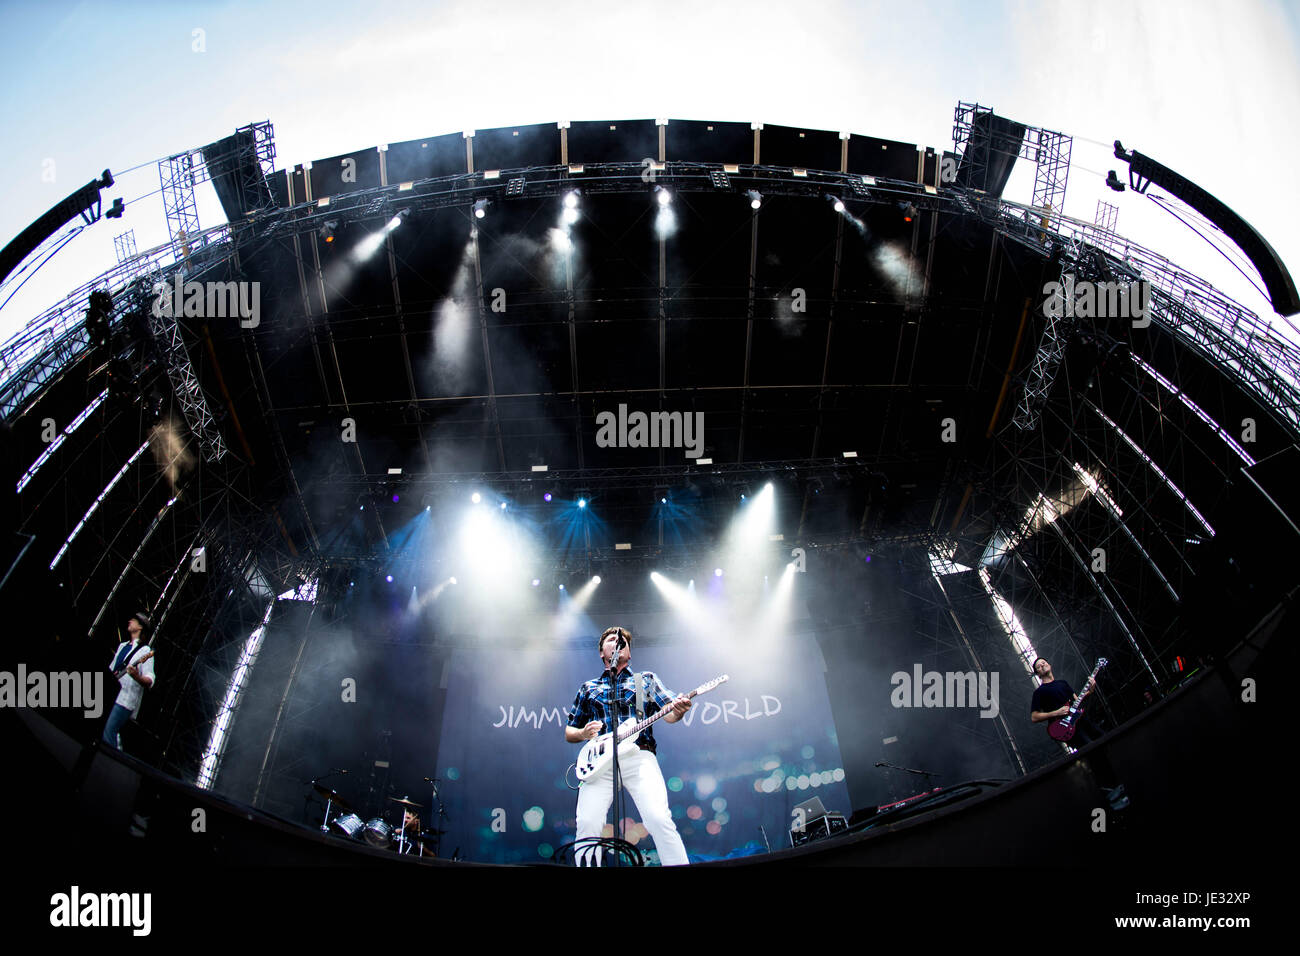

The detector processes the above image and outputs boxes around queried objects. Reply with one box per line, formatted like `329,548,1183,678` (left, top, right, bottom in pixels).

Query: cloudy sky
2,0,1298,347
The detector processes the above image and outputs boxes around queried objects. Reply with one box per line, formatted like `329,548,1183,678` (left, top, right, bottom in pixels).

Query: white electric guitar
575,674,729,783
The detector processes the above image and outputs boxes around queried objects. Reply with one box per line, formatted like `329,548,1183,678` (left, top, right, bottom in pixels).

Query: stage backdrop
435,634,850,863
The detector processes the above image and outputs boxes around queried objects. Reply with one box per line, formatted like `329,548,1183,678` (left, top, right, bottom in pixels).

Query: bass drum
363,818,392,848
332,813,364,839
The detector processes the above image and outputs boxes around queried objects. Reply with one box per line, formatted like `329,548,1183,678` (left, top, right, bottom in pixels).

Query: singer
564,626,692,865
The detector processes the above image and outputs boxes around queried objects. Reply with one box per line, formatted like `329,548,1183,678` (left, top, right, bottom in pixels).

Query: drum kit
312,777,448,857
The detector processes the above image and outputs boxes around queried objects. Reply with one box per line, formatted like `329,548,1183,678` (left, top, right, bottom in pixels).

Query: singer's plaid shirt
567,669,676,754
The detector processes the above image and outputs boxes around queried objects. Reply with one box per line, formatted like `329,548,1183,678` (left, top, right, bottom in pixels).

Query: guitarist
1029,658,1100,742
1030,657,1127,810
102,612,156,753
564,627,693,865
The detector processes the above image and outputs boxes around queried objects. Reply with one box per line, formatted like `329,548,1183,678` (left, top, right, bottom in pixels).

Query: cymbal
388,796,423,808
313,784,353,812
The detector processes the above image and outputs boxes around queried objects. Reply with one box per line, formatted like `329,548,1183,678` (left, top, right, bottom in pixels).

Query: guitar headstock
694,674,729,695
1097,658,1109,668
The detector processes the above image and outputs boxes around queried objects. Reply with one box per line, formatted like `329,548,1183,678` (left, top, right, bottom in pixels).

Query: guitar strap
114,642,150,676
634,671,645,721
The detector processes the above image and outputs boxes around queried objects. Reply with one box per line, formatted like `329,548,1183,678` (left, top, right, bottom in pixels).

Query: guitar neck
1075,661,1105,703
616,688,698,742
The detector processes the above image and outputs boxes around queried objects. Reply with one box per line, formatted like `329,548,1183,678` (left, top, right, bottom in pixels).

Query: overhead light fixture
483,169,501,180
320,220,338,243
655,185,672,206
563,190,580,209
473,199,489,219
747,190,762,210
830,196,846,213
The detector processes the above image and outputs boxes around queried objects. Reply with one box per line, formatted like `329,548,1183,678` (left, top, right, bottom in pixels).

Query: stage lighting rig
746,190,763,209
473,199,489,219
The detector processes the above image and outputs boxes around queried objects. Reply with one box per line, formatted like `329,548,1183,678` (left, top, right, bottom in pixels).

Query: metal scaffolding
952,102,1072,224
158,120,276,259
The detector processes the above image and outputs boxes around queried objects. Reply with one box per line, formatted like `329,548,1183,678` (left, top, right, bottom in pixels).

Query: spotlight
499,501,507,510
471,492,481,503
532,579,540,587
386,575,394,583
425,505,431,512
320,220,338,243
388,208,410,229
578,498,587,509
392,494,399,502
562,206,579,225
655,185,672,206
449,577,457,585
832,198,846,214
592,575,601,585
549,228,572,251
661,497,667,504
559,584,565,591
544,492,553,502
714,567,723,577
563,190,580,209
899,202,917,223
473,199,489,219
747,190,762,210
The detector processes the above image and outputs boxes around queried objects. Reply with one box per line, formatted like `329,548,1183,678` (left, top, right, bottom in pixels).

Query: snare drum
332,813,364,838
363,818,392,847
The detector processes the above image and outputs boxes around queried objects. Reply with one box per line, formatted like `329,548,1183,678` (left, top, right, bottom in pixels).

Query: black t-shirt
1031,679,1074,715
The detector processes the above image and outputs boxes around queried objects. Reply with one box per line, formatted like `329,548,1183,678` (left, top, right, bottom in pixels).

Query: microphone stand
608,656,625,867
424,776,447,858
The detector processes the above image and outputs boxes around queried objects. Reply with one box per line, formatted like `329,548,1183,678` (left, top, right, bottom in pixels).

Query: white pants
575,747,690,866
